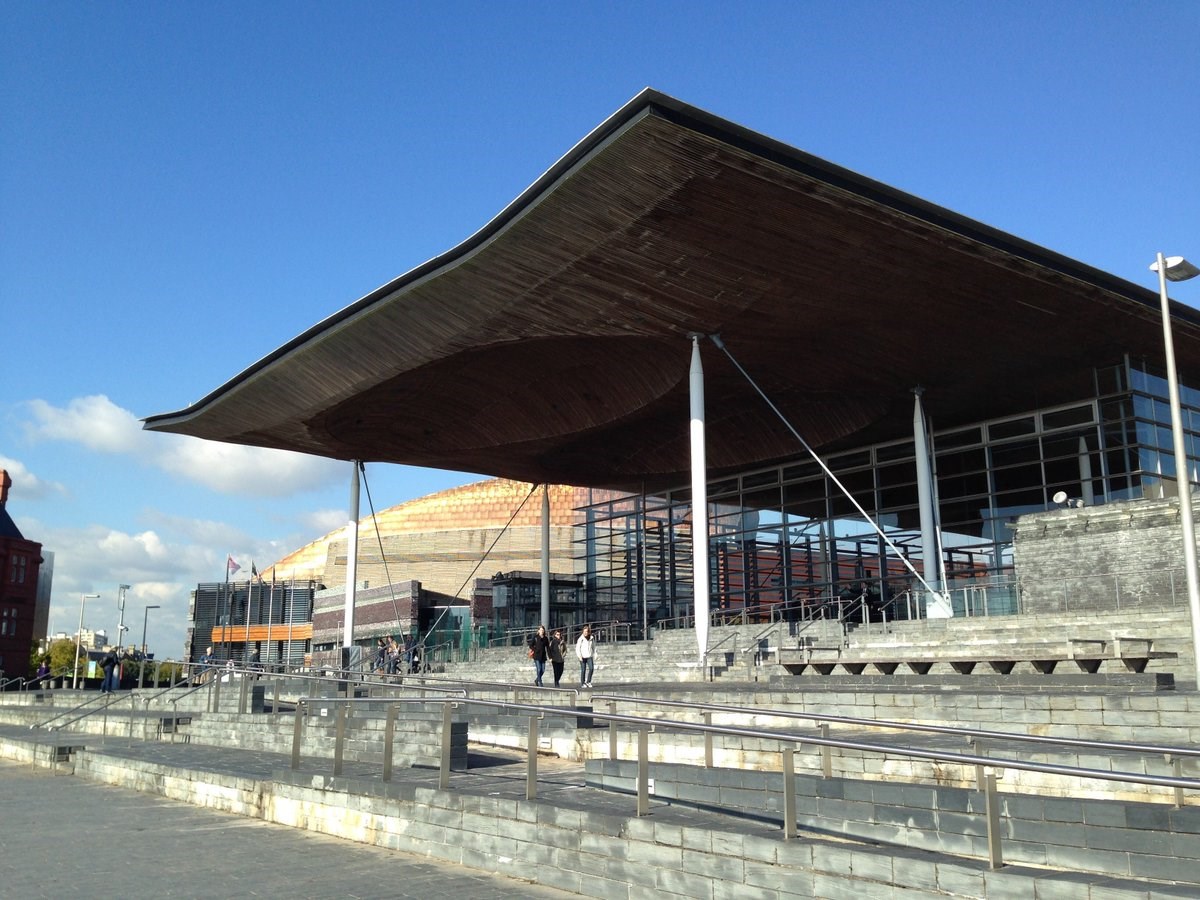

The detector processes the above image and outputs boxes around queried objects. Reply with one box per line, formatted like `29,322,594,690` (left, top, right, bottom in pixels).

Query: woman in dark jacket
528,625,550,687
548,629,567,687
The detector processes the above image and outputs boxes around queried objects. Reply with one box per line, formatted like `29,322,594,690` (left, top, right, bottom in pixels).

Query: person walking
575,624,596,688
528,625,550,687
548,629,567,687
100,647,120,693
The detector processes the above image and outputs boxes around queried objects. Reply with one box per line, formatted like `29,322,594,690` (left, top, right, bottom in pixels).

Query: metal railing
277,692,1200,872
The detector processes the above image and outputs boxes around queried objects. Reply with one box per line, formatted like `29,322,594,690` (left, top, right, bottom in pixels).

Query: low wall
587,759,1200,886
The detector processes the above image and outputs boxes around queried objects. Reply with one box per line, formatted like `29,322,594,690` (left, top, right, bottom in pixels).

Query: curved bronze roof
144,89,1200,492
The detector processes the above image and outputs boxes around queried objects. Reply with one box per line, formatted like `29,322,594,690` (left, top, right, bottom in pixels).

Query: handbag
527,648,534,658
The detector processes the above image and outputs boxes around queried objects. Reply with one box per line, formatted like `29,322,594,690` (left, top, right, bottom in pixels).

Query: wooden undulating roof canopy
144,89,1200,492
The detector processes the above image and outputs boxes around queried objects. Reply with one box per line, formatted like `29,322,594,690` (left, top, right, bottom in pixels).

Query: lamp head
1150,256,1200,283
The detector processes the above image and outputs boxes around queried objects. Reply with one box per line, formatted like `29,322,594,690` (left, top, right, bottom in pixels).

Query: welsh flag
227,555,241,575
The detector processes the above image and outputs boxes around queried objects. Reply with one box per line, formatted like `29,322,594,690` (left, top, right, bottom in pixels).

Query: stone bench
777,642,1177,676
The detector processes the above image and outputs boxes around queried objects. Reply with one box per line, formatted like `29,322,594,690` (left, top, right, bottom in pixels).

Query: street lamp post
139,605,160,688
116,584,130,651
1150,253,1200,685
73,593,100,689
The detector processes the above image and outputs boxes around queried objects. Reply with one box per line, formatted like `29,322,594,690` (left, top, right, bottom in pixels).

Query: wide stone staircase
439,606,1196,688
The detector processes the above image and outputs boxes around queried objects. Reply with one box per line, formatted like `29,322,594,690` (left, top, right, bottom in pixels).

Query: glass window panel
875,440,915,463
937,447,987,475
989,417,1036,440
938,472,990,499
879,483,919,509
1146,372,1170,398
1153,398,1172,424
1042,405,1095,430
877,461,916,490
1130,366,1147,391
1105,447,1133,479
742,469,780,489
1043,459,1087,491
1106,475,1134,500
782,480,827,520
1158,453,1178,478
1138,448,1160,475
1042,431,1094,461
708,478,739,498
935,427,982,449
994,486,1047,508
830,489,874,518
990,440,1041,469
834,469,875,496
741,486,781,511
940,498,989,530
782,460,821,481
991,463,1043,494
829,450,871,471
1096,364,1127,395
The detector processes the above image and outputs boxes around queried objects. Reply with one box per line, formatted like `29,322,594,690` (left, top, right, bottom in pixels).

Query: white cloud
24,394,343,498
301,507,350,537
0,455,68,501
36,518,298,656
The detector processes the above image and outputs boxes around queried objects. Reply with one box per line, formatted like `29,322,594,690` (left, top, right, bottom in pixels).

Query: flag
251,562,259,580
227,555,241,575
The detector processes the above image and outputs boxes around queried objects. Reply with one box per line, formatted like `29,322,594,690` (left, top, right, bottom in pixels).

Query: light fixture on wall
1051,491,1085,509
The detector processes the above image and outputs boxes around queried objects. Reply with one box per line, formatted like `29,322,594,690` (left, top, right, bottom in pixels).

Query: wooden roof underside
144,91,1200,492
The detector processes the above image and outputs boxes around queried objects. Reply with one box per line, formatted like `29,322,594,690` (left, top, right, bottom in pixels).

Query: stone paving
0,757,580,899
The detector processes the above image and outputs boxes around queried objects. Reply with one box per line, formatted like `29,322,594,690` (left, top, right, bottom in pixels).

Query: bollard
704,711,714,768
782,747,796,839
984,769,1003,869
211,676,220,713
636,728,650,816
333,703,348,776
238,675,249,714
290,701,304,770
820,723,832,778
383,705,399,783
608,701,618,760
272,679,281,722
971,738,987,791
1168,755,1185,808
526,715,539,800
439,702,453,789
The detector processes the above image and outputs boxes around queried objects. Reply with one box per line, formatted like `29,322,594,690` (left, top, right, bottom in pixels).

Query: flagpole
266,570,274,669
288,570,296,669
222,557,230,661
244,573,251,659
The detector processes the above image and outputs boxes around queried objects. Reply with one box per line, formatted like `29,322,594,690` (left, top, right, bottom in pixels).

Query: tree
47,639,84,680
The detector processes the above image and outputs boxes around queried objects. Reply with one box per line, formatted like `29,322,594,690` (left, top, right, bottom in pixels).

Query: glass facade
577,358,1200,626
188,580,316,666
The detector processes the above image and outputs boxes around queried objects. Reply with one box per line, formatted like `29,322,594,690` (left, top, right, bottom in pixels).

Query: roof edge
144,88,1183,432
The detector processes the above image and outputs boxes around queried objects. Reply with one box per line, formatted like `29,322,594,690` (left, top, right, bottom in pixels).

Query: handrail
0,676,25,691
32,691,120,731
284,693,1200,832
404,672,581,701
589,693,1200,763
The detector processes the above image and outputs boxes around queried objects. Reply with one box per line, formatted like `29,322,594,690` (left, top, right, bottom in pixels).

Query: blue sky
2,1,1198,656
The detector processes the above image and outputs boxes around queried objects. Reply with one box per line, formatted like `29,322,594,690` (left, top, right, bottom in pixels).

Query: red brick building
0,470,44,679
